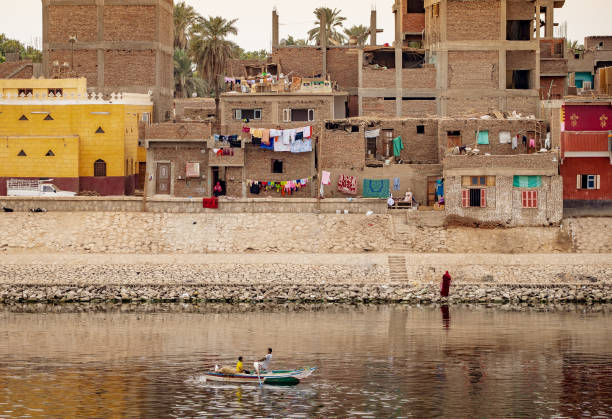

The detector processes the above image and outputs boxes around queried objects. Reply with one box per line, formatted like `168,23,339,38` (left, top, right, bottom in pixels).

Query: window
283,109,315,122
366,138,377,157
407,0,425,13
45,150,55,157
234,109,262,120
18,88,33,97
44,114,54,121
578,174,600,190
141,113,151,125
94,159,107,177
19,114,28,121
351,125,359,133
574,54,580,59
507,70,530,89
522,191,538,208
477,131,489,145
272,159,283,174
506,21,531,41
17,150,27,156
514,175,541,188
462,189,486,208
447,131,461,148
432,3,439,17
383,129,394,157
462,176,495,187
95,126,105,134
416,125,425,134
48,88,63,97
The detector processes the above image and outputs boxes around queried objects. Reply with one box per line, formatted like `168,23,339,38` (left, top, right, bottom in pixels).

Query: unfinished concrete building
41,0,174,122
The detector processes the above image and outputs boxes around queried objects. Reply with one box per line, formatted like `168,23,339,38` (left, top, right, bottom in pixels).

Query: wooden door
156,163,171,195
427,176,438,206
137,162,146,190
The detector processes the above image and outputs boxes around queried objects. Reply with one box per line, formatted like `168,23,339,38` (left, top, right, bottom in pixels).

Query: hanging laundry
392,136,404,157
303,126,312,138
249,182,261,195
282,129,296,145
499,131,511,144
270,129,282,138
274,136,292,152
393,177,400,191
338,174,358,195
202,197,218,209
262,129,270,146
529,138,536,149
545,133,551,149
522,135,527,146
260,140,274,151
322,171,331,185
365,129,380,138
363,179,390,198
512,135,518,150
290,138,312,153
252,129,263,138
242,127,251,133
295,131,304,141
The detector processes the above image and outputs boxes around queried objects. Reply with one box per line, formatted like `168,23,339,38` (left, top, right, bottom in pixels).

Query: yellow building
0,78,152,195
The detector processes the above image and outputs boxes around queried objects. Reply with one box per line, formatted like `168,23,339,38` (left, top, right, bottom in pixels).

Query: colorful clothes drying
363,179,390,198
338,174,358,195
392,136,404,157
202,197,218,209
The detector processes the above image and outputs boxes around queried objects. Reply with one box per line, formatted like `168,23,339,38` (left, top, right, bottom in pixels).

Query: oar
256,365,263,386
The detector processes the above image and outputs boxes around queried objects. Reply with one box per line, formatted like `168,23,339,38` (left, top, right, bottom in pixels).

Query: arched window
94,159,107,177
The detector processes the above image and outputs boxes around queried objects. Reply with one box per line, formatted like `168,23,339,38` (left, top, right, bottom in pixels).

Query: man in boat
236,356,250,374
254,348,272,374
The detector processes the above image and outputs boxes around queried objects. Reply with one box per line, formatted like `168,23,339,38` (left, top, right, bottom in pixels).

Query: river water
0,304,611,418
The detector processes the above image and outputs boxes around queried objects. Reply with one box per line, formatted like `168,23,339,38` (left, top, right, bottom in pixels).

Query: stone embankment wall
0,213,610,254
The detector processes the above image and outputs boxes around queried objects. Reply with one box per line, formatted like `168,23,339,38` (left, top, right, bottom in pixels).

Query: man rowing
254,348,272,374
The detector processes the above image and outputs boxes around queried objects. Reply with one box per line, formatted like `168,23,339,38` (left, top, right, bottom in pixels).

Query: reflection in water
0,304,611,417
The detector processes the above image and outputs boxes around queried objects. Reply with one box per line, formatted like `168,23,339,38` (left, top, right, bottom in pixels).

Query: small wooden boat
203,367,316,386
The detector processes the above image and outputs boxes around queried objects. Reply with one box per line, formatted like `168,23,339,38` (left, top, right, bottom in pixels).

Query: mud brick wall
103,6,156,41
507,51,536,70
145,123,212,140
402,100,437,117
540,60,568,75
363,68,396,89
447,0,500,41
403,13,425,34
149,144,209,198
244,145,314,198
320,128,366,171
506,0,535,20
0,62,33,79
402,67,436,89
370,119,439,164
438,119,546,160
271,47,359,90
448,51,499,89
506,96,539,116
225,167,243,198
445,97,499,117
540,76,566,100
362,98,397,117
104,50,156,87
47,5,98,42
48,50,99,86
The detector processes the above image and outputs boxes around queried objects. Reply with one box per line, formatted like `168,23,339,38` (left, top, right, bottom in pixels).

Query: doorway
156,163,171,195
137,162,146,190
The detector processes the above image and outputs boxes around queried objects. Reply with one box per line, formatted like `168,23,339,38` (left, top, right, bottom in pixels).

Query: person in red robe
440,271,452,297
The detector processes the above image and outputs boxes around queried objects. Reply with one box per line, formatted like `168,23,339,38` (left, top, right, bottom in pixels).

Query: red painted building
560,99,612,207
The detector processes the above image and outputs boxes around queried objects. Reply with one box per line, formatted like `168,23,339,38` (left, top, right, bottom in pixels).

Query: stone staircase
388,255,408,281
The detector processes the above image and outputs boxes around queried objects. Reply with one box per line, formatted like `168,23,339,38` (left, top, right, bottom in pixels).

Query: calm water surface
0,304,611,418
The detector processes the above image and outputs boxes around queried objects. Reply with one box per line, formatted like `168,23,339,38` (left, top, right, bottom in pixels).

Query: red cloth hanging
203,197,218,209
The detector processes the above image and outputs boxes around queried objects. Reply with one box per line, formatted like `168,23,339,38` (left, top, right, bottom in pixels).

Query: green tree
174,49,213,99
189,16,238,120
344,25,370,46
280,36,308,46
0,34,42,63
566,39,584,56
235,47,268,60
174,1,199,50
307,7,346,46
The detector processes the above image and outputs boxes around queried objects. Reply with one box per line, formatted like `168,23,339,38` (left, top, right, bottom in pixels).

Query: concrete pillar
321,11,327,78
97,0,105,91
370,10,377,46
499,0,507,111
545,5,554,38
394,0,402,117
358,47,363,116
272,9,279,48
535,0,541,40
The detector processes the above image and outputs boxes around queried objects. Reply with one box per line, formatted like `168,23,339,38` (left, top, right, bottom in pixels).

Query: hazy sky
1,0,611,51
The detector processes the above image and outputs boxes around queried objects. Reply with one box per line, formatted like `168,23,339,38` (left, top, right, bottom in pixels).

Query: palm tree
189,16,238,120
280,36,308,46
307,8,346,46
344,25,370,46
566,39,584,56
174,2,199,50
174,49,193,98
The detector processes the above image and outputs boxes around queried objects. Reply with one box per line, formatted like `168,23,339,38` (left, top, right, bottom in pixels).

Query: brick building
568,36,612,92
41,0,174,122
560,98,612,209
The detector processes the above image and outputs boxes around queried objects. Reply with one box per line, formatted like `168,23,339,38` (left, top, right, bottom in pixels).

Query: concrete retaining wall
0,196,388,214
